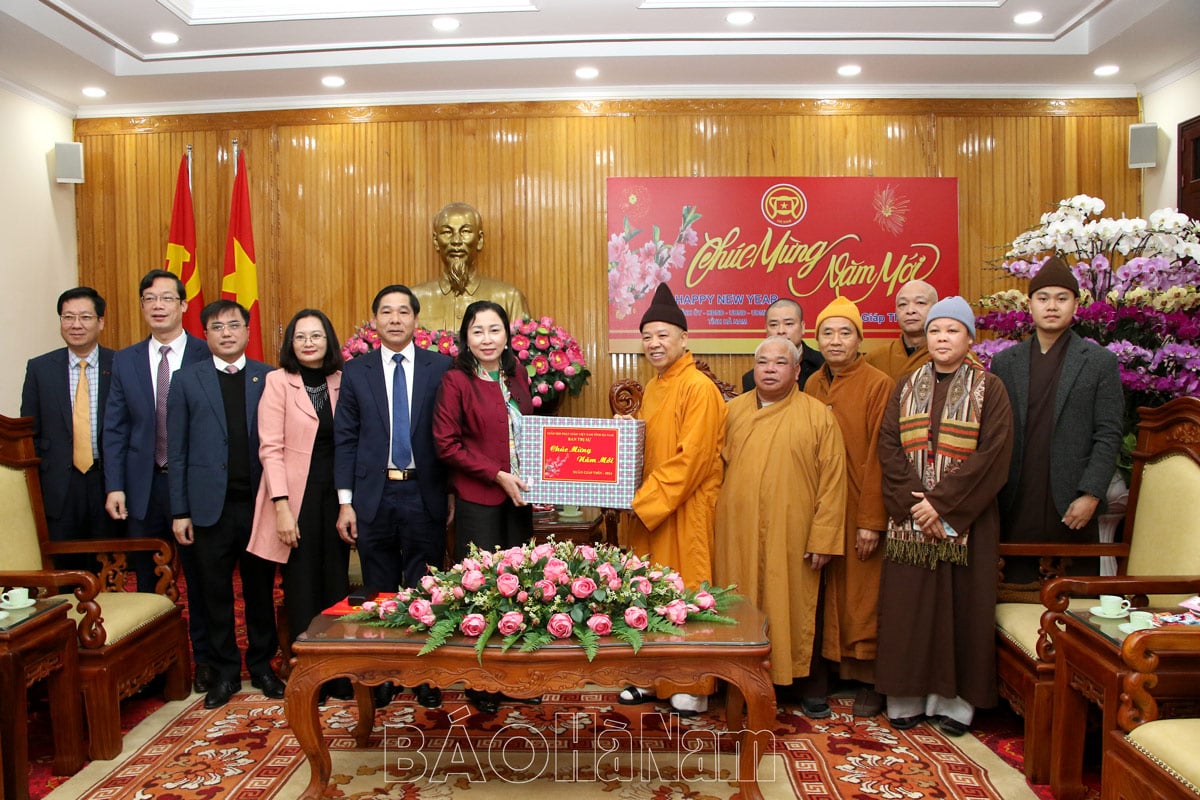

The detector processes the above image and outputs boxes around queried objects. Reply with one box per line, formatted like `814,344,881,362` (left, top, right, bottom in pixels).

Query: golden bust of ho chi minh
411,202,532,331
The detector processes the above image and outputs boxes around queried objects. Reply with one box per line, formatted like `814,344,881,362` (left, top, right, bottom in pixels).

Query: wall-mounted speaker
54,141,84,184
1128,123,1158,169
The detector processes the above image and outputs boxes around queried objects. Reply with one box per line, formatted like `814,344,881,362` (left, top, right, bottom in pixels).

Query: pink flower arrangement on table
608,204,703,318
509,316,591,408
342,538,738,661
341,321,460,361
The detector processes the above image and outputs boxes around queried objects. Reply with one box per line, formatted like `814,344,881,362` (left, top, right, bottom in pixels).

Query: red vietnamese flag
164,154,204,336
221,149,263,360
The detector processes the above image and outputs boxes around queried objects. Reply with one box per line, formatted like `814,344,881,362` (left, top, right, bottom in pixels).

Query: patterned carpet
35,689,1060,800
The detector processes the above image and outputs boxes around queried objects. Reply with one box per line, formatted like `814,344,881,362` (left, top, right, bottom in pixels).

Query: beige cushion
1126,455,1200,606
67,592,177,646
1127,718,1200,793
996,599,1091,659
0,464,45,571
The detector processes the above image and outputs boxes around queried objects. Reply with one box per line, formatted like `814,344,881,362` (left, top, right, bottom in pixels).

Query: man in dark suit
991,257,1124,583
335,284,451,709
21,287,120,569
103,268,216,692
740,298,824,393
168,299,282,708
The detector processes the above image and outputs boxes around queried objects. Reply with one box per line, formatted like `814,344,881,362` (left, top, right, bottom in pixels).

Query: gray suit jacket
991,330,1124,517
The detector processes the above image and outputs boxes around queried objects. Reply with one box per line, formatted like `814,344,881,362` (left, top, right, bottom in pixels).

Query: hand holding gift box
517,416,645,510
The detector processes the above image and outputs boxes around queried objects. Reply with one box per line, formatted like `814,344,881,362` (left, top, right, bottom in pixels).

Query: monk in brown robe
805,296,894,718
876,296,1013,738
865,280,937,380
715,337,846,689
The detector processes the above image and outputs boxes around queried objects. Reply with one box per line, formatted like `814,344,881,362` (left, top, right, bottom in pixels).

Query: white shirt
380,341,416,469
148,330,189,397
68,347,100,454
213,354,248,373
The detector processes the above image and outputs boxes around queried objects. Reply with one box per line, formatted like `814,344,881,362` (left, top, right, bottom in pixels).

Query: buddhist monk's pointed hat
1028,256,1080,297
814,295,863,337
640,283,688,332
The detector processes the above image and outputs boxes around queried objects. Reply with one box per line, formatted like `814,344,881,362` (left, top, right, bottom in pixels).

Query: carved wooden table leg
284,657,330,800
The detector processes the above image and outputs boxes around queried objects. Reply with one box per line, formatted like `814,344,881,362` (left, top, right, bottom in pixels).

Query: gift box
517,416,645,509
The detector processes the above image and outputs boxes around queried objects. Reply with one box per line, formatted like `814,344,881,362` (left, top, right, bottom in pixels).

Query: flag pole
185,143,192,190
232,138,239,176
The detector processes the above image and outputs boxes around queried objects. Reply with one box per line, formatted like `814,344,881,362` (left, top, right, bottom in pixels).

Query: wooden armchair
993,395,1200,783
0,415,190,760
1101,626,1200,800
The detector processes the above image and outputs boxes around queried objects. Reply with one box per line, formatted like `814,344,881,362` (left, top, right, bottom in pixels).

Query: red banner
607,177,959,352
164,154,204,337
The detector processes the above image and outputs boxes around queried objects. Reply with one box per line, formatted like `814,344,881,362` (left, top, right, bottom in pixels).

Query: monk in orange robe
619,283,725,716
864,280,937,381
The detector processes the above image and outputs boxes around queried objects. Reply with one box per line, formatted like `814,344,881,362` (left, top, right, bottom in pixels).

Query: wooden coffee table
0,598,84,800
287,598,775,799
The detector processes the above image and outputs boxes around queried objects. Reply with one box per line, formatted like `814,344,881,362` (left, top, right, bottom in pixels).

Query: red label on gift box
541,427,619,483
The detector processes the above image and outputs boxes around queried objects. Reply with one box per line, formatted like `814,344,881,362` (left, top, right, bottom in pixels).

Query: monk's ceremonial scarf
886,361,986,569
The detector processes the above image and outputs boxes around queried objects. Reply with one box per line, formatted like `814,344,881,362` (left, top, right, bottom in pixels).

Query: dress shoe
326,678,355,701
373,681,398,708
935,716,970,737
193,663,216,694
250,669,286,699
465,688,501,714
413,683,442,709
204,680,241,709
852,687,885,718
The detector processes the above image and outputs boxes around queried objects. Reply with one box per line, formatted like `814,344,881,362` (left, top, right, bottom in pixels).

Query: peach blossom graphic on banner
607,205,703,318
873,184,911,236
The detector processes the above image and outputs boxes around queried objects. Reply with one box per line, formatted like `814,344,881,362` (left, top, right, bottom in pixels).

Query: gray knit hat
924,295,976,338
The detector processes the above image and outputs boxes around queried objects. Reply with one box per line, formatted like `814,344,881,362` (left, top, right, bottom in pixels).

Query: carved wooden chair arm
44,536,179,600
1117,627,1200,732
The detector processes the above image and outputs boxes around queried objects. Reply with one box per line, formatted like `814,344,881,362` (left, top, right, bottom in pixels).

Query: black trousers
190,496,278,683
43,464,122,573
281,478,349,643
357,480,445,593
452,498,533,562
129,471,213,665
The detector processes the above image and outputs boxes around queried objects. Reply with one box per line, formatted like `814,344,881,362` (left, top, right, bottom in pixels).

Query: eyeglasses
207,322,246,333
60,314,98,324
140,294,181,306
293,333,326,343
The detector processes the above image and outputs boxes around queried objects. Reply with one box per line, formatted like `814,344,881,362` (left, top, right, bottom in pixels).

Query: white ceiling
1,0,1198,118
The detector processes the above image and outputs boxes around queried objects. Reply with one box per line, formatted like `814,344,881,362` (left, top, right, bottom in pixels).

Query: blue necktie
391,353,412,468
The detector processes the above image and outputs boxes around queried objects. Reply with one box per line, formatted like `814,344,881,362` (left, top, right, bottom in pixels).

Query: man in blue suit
335,284,451,708
103,269,216,693
168,299,282,708
21,287,120,569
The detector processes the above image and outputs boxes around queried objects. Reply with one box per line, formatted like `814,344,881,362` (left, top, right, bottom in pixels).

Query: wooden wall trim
75,97,1140,136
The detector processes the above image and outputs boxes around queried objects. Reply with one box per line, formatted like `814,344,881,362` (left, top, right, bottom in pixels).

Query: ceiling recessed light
1094,64,1120,77
726,11,754,25
431,17,460,32
838,65,862,77
81,87,106,98
151,31,179,45
321,76,346,88
575,66,599,80
1013,11,1043,26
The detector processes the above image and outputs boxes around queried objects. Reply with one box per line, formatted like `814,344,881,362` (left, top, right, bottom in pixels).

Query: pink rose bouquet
509,316,591,408
343,537,738,661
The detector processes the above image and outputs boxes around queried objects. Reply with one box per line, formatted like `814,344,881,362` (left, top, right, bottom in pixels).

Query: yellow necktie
73,361,93,473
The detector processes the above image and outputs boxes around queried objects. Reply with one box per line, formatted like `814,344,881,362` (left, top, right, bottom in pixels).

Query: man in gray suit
168,299,280,708
990,257,1124,583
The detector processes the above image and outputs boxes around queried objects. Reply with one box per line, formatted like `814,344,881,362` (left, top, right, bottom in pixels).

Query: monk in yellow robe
864,279,937,381
619,283,725,715
805,296,894,718
716,337,846,687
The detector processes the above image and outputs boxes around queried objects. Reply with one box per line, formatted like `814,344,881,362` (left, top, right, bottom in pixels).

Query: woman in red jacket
433,300,535,713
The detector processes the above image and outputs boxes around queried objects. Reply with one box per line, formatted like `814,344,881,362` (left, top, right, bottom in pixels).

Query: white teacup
1099,594,1131,616
1,587,30,606
1127,611,1155,630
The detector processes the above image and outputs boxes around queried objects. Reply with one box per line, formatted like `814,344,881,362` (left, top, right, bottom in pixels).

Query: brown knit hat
1028,256,1079,297
640,283,688,331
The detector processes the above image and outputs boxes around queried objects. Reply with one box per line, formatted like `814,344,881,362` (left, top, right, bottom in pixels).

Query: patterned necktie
154,345,171,468
72,361,93,472
391,353,412,469
225,365,238,374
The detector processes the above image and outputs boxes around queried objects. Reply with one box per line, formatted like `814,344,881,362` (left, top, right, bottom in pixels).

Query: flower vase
534,395,562,416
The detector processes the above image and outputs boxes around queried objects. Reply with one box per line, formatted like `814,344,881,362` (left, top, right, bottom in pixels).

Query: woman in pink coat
249,308,349,698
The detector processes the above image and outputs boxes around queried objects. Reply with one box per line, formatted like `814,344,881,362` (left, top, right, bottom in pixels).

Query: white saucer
0,610,8,620
1118,622,1155,635
0,598,36,610
1089,606,1129,620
